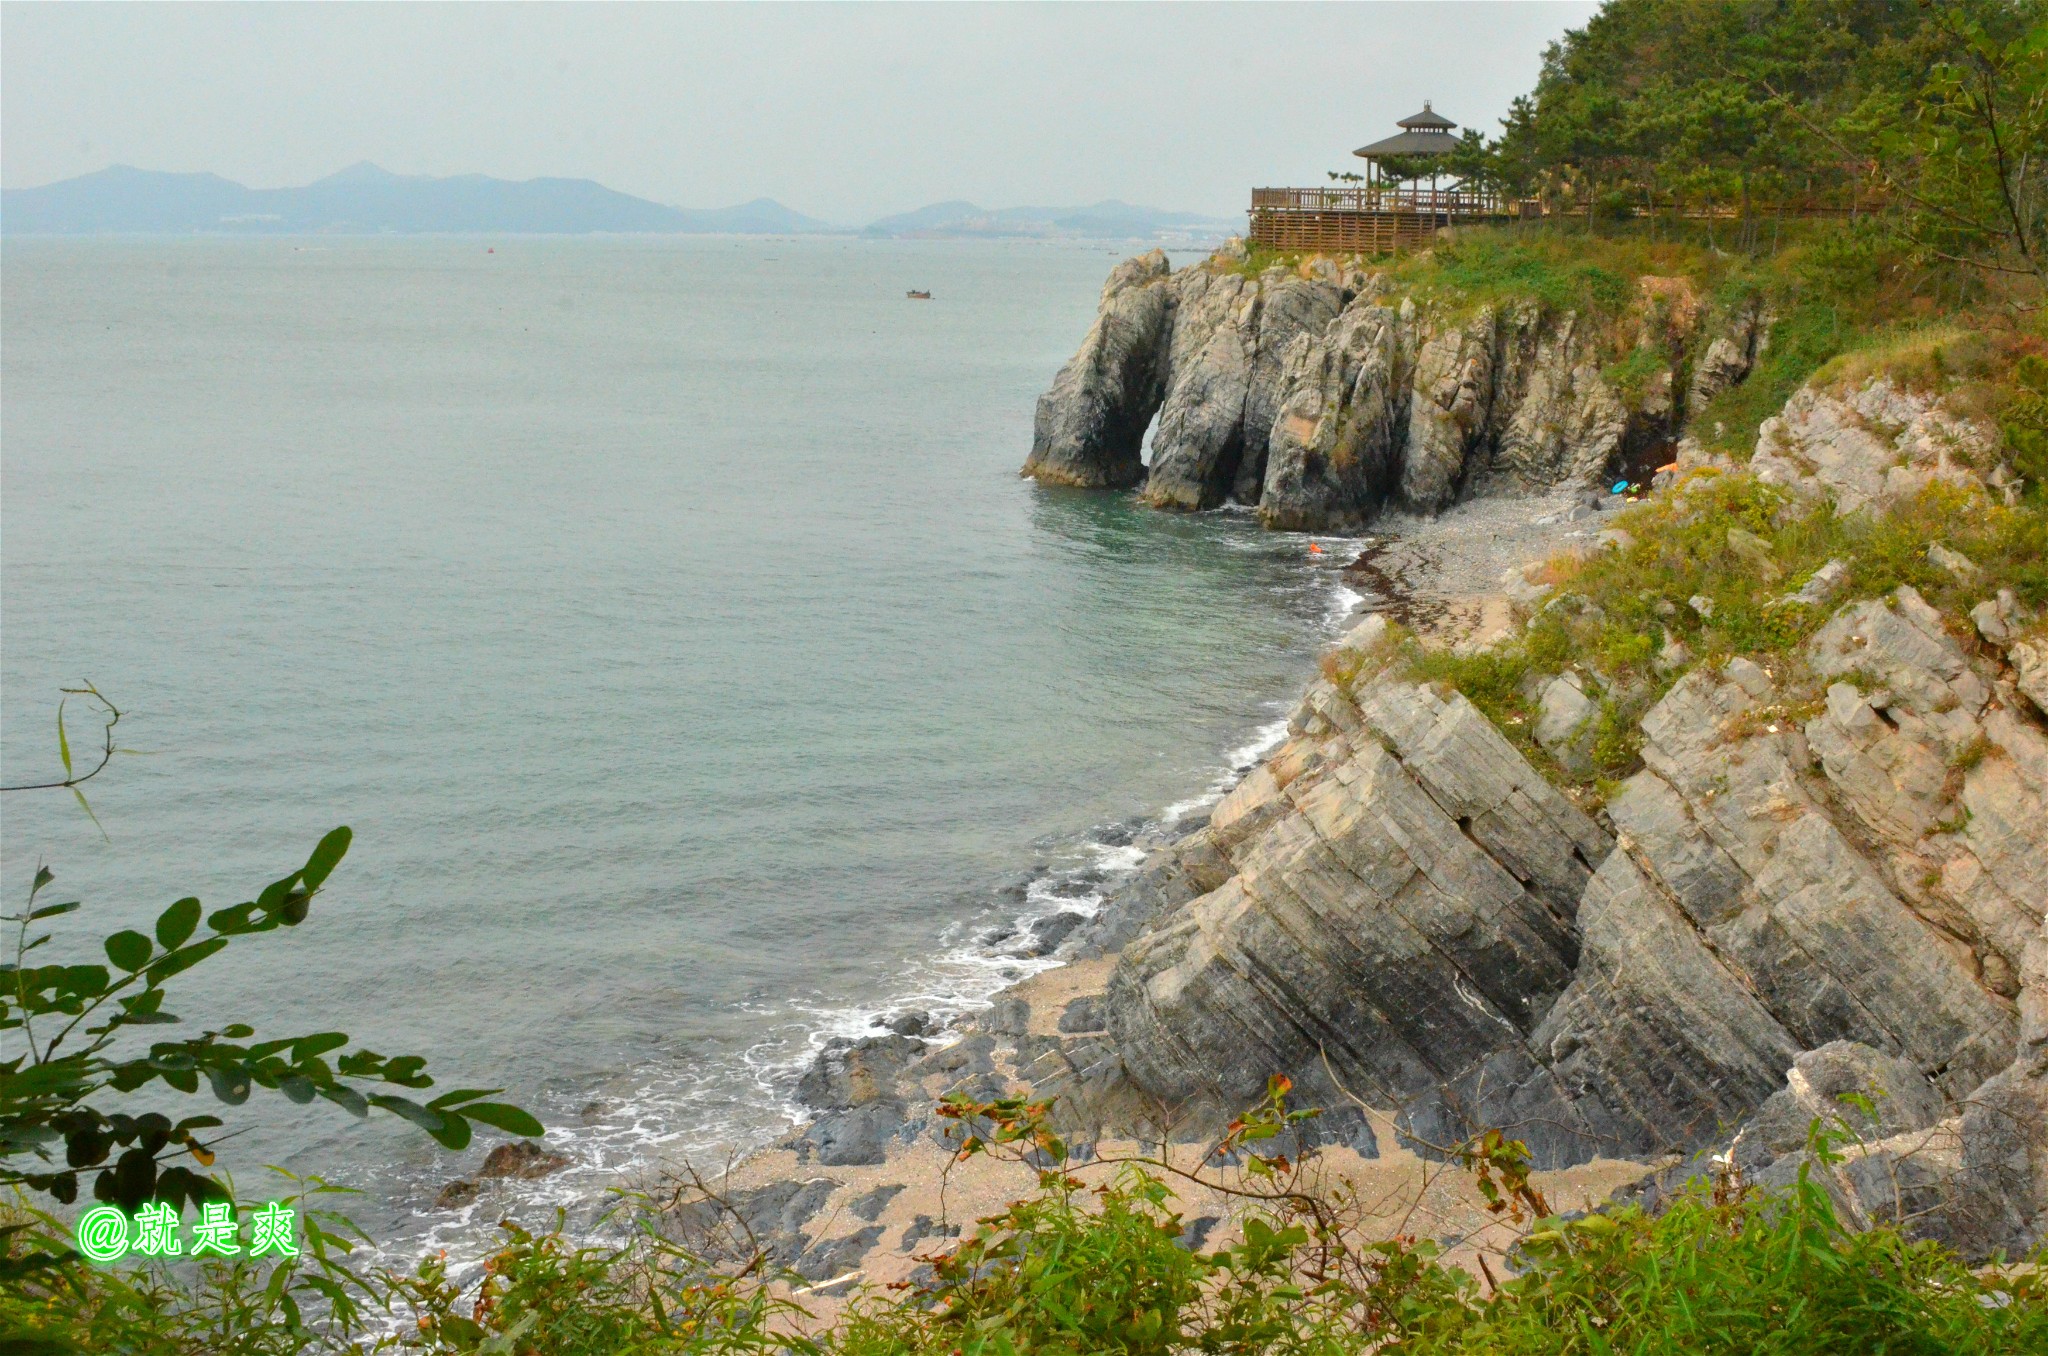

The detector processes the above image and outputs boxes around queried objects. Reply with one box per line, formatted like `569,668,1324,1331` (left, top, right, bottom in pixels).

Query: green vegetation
1487,1,2046,279
2,833,542,1231
1378,472,2048,795
6,1087,2042,1354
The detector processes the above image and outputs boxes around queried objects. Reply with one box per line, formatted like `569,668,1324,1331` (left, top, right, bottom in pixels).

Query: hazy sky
2,2,1597,223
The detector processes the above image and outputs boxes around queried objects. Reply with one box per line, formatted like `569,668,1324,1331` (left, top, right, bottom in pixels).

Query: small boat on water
906,289,932,300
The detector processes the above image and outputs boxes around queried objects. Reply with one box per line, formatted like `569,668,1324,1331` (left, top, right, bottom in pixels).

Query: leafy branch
1,828,544,1223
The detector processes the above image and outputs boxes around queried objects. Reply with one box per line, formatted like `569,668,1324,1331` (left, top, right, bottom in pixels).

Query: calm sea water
1,236,1357,1254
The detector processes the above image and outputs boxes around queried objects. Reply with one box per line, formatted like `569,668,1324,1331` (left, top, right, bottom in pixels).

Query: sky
1,2,1598,224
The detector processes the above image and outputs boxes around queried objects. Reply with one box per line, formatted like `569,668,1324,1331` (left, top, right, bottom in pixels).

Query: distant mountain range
0,164,836,235
0,165,1238,240
860,199,1237,240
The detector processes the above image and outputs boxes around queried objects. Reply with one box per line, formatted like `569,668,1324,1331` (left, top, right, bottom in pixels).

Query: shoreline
612,482,1628,1308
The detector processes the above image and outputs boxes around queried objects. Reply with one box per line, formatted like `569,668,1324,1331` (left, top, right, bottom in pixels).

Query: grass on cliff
1371,471,2048,795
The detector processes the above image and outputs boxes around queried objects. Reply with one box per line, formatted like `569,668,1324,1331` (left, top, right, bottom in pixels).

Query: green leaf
155,898,202,949
72,788,106,841
322,1084,369,1117
301,827,352,890
368,1094,445,1136
459,1103,544,1137
427,1113,473,1152
146,935,227,985
291,1033,349,1060
32,866,54,894
29,901,80,921
425,1087,500,1110
56,699,73,779
205,1065,252,1104
103,930,152,971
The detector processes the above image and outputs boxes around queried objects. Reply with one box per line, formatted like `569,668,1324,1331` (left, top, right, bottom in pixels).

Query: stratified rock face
1257,305,1409,531
1099,600,2041,1172
1751,378,2014,514
1400,310,1504,510
1028,249,1688,529
1140,268,1348,511
1482,310,1629,493
1105,682,1609,1131
1687,292,1770,411
1022,250,1176,489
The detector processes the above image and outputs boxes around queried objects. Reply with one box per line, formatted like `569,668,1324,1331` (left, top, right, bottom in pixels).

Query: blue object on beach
1611,480,1629,493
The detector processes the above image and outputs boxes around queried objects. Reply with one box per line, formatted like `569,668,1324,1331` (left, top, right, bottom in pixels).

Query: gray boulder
1022,251,1175,489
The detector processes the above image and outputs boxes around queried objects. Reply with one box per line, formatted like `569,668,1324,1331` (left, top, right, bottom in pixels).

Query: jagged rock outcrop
1022,251,1176,488
1750,377,2016,514
1097,587,2042,1174
1140,267,1348,510
1027,247,1777,530
1687,291,1770,411
1105,680,1609,1138
1258,303,1411,530
1482,310,1631,494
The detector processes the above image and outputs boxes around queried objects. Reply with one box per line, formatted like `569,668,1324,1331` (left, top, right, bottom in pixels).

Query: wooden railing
1249,186,1507,217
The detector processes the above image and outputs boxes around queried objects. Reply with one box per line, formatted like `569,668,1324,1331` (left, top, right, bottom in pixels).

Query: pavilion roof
1353,128,1461,159
1397,102,1457,131
1354,102,1461,159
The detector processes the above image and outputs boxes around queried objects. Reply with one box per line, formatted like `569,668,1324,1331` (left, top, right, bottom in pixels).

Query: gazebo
1351,103,1461,190
1245,101,1513,254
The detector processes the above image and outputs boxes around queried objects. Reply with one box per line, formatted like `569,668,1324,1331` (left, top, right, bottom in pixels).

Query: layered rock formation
698,357,2046,1281
1750,376,2020,514
1025,246,1765,531
1093,579,2046,1246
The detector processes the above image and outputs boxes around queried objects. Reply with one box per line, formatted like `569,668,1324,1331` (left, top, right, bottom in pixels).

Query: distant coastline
0,163,1238,242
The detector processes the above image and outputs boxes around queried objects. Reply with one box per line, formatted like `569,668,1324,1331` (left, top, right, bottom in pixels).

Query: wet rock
901,1215,961,1251
796,1226,885,1282
886,1010,934,1038
1078,828,1232,956
1025,911,1088,956
435,1180,479,1209
797,1034,927,1111
478,1141,571,1181
847,1184,904,1223
673,1177,840,1269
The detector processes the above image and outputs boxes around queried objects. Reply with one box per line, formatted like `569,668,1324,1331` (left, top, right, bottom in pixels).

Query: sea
0,235,1364,1263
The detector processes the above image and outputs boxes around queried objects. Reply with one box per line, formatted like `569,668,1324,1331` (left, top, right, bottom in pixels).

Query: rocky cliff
1085,380,2048,1257
1024,242,1768,531
673,344,2045,1288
